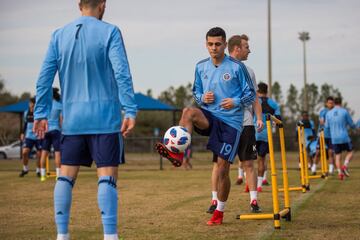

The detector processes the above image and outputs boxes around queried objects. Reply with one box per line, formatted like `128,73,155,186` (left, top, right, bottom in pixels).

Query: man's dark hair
79,0,105,8
257,82,268,94
326,96,334,102
334,97,342,105
30,97,36,104
53,87,61,102
206,27,226,41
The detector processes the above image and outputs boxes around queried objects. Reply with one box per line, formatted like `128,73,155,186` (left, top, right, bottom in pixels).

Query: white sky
0,0,359,118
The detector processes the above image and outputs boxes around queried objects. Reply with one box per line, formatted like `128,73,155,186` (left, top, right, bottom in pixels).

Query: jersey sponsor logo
222,73,231,81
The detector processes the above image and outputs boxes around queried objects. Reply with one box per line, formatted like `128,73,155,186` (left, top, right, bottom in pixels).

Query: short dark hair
206,27,226,41
30,97,36,104
228,34,249,53
334,97,342,105
79,0,105,9
257,82,268,94
53,87,61,102
326,96,334,102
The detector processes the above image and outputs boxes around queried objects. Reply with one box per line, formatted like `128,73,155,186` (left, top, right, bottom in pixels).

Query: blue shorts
316,138,333,150
23,138,42,151
256,141,269,158
194,108,241,163
60,133,124,168
333,142,353,154
42,130,61,152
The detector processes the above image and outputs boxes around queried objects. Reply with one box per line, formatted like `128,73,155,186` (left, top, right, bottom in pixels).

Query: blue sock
54,176,75,234
98,176,118,235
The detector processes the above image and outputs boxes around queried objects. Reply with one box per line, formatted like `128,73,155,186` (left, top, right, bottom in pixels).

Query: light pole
267,0,272,97
299,31,310,112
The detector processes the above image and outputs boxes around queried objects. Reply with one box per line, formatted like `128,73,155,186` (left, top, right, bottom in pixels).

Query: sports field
0,152,359,240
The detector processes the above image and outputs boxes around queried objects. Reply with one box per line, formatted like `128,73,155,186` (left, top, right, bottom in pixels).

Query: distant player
318,96,335,174
33,1,137,240
298,111,317,174
207,34,263,215
255,83,281,192
155,27,256,225
39,87,62,181
19,97,42,178
325,97,355,180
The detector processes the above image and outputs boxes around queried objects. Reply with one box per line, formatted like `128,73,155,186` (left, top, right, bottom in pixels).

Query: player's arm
253,94,264,131
345,111,356,129
34,32,59,138
192,66,206,105
108,27,137,137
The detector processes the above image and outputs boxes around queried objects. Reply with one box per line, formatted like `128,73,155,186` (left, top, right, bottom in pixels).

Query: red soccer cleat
257,186,262,192
155,142,184,167
236,177,243,185
207,210,223,226
262,179,270,186
244,184,249,193
338,173,344,181
341,166,350,177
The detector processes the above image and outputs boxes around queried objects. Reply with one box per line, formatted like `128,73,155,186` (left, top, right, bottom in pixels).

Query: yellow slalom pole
301,126,310,190
319,132,325,176
237,213,274,220
278,124,291,221
297,125,306,193
46,156,50,176
321,131,329,176
266,115,281,229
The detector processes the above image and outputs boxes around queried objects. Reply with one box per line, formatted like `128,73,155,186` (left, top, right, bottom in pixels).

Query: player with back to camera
33,0,137,239
155,27,256,225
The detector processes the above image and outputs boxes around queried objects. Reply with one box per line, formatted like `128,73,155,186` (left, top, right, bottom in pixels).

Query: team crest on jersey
222,73,231,81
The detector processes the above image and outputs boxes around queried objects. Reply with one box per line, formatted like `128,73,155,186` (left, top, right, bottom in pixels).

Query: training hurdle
46,156,56,178
237,114,291,229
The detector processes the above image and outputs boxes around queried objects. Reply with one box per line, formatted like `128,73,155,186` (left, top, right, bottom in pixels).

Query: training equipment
163,126,191,153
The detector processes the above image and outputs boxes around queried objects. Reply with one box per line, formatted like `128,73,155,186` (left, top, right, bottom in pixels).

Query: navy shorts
42,130,61,151
61,133,124,168
316,138,333,150
23,138,42,151
238,126,257,161
194,108,241,163
333,142,353,154
256,141,269,158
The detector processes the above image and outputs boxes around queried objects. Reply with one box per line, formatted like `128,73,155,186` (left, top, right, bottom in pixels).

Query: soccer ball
163,126,191,153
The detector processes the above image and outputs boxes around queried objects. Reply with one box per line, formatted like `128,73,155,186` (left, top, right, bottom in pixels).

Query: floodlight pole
299,32,310,112
267,0,272,97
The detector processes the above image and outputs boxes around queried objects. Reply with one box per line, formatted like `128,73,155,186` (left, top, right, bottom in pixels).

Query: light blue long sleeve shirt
255,98,281,142
34,16,137,135
192,55,256,131
47,100,62,132
319,108,331,138
325,106,355,144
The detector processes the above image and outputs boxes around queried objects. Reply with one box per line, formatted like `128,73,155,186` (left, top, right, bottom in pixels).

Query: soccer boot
206,200,217,214
19,170,29,177
342,166,350,177
37,172,41,178
262,179,270,186
257,186,262,192
207,210,223,226
250,199,262,213
338,173,344,180
40,176,46,182
155,142,184,167
235,177,243,185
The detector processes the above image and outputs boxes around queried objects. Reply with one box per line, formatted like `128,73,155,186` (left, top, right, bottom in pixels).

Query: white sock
337,168,341,174
311,163,317,173
257,177,263,188
216,200,225,212
238,168,244,178
211,191,218,201
56,168,61,177
23,165,29,172
263,171,268,181
104,234,119,240
250,191,257,202
344,159,350,167
40,168,46,177
329,164,334,173
36,167,40,173
56,233,69,240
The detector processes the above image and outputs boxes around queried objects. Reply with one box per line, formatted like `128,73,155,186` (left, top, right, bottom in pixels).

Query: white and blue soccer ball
163,126,191,153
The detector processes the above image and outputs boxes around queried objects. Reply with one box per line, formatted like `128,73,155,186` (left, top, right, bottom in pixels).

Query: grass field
0,151,359,240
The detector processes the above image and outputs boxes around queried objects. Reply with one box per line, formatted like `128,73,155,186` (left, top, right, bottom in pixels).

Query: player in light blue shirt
254,82,281,191
325,97,355,180
18,97,42,178
33,1,137,240
39,88,62,181
155,27,256,226
318,96,335,174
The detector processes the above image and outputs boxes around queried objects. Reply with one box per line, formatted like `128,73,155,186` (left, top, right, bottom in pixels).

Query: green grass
0,152,359,239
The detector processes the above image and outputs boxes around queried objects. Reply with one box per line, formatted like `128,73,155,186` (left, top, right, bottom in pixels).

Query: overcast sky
0,0,359,118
